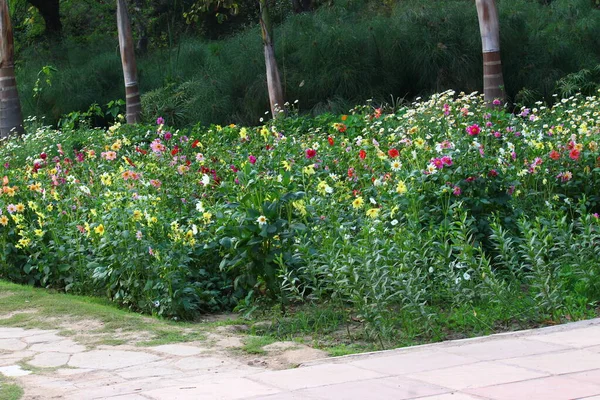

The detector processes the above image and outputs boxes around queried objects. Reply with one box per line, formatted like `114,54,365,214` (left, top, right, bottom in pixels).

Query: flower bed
1,91,599,339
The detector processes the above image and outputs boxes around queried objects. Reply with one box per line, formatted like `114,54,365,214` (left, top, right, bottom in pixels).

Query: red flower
348,168,355,178
171,147,180,156
125,157,136,167
328,136,334,146
135,147,147,155
388,148,399,158
338,124,347,133
488,169,498,177
569,148,580,161
192,140,200,148
40,152,47,160
359,149,366,160
549,150,560,160
305,148,317,159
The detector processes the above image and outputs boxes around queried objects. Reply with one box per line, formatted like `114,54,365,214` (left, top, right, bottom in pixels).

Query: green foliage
13,0,600,128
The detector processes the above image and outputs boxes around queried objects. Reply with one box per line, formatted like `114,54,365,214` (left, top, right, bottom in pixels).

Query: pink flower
164,132,172,141
248,155,257,164
493,131,502,138
150,179,162,188
431,158,444,169
156,117,165,125
441,156,453,166
305,148,316,159
452,186,461,196
150,139,165,154
492,99,502,106
101,151,117,161
466,124,480,136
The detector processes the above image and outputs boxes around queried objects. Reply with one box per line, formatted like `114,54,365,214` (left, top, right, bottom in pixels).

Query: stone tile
22,333,64,344
28,352,71,368
20,375,76,391
103,395,150,400
350,349,477,375
149,344,206,356
501,350,600,374
116,366,181,379
171,356,232,371
0,338,27,351
70,377,171,399
0,364,32,377
0,350,36,361
56,368,94,376
298,376,450,400
246,393,322,400
0,357,22,367
250,364,385,391
30,339,87,353
417,394,487,400
143,378,280,400
466,376,600,400
563,368,600,385
0,328,50,339
69,350,160,370
443,338,568,361
407,361,547,390
527,326,600,348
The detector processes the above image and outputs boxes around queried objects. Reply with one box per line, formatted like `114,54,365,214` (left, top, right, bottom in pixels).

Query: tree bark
259,0,285,118
0,0,24,137
475,0,505,107
117,0,142,124
26,0,62,35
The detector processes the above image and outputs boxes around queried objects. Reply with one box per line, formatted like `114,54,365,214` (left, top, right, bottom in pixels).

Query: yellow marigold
366,208,380,219
0,215,8,226
352,196,364,209
396,181,407,195
94,224,105,236
15,203,25,213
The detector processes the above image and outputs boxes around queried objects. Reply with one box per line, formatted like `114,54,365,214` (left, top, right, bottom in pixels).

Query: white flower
391,160,402,171
192,224,198,235
196,201,205,212
391,219,398,226
370,197,377,205
428,267,434,273
463,272,471,281
325,186,333,194
201,174,210,186
256,215,268,226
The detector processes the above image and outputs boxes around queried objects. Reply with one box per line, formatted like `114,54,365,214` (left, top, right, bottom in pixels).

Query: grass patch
0,374,23,400
0,281,222,347
241,336,277,355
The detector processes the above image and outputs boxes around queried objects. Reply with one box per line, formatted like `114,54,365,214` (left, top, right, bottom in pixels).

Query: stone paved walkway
2,319,600,399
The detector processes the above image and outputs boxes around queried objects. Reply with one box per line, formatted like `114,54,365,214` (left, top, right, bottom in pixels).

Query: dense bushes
0,90,599,342
14,0,600,127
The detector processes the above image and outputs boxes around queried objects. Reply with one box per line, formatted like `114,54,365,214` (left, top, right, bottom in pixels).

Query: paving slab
28,351,71,368
149,344,207,356
143,377,281,400
466,376,600,400
0,364,32,377
0,338,27,351
29,339,87,353
69,350,160,370
442,337,568,360
500,349,600,374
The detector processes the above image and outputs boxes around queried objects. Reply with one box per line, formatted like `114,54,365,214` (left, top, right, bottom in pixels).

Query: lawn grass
0,280,238,346
0,374,23,400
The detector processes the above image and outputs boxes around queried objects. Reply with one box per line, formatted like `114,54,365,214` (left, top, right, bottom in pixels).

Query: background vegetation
10,0,600,127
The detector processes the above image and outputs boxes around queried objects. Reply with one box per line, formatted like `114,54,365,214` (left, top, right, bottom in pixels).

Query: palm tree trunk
259,0,285,118
476,0,505,106
116,0,142,124
0,0,23,137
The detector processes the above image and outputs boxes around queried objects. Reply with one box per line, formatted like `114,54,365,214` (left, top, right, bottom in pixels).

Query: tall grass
15,0,600,127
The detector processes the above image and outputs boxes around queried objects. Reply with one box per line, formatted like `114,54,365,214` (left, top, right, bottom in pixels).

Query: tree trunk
0,0,24,137
259,0,285,118
475,0,505,106
116,0,142,124
26,0,62,35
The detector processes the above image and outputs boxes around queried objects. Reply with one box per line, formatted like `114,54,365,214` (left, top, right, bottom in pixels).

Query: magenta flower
452,186,461,196
441,156,453,166
305,148,317,159
466,124,480,136
164,132,172,141
248,155,257,164
156,117,165,125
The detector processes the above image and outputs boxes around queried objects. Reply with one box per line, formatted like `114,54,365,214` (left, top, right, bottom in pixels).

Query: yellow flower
47,204,54,212
15,203,25,213
396,181,407,195
240,127,248,140
414,138,425,148
282,161,291,171
132,210,142,221
352,197,364,209
366,208,380,219
292,200,307,216
303,165,315,176
34,229,44,237
203,212,212,222
111,140,122,151
94,224,105,236
0,215,8,226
